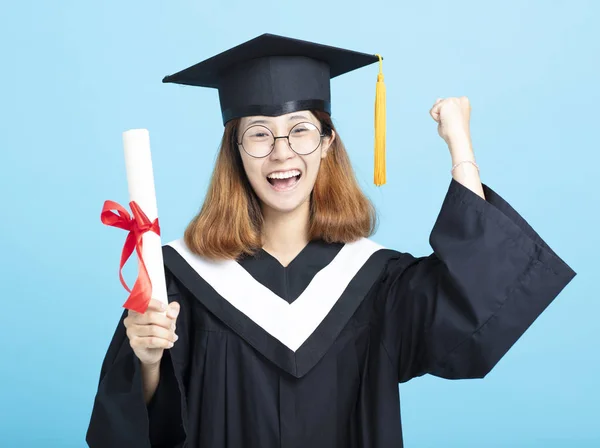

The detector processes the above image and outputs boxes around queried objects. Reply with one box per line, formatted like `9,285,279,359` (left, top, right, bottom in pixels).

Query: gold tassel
374,54,386,186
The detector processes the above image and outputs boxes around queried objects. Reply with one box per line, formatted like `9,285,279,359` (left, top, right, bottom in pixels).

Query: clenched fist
429,96,472,146
123,298,180,367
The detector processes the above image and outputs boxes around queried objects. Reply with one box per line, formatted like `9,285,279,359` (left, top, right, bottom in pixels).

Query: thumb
167,301,180,319
430,102,442,122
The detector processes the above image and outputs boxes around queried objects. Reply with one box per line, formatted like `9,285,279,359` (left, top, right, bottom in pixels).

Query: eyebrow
288,114,310,122
246,114,310,127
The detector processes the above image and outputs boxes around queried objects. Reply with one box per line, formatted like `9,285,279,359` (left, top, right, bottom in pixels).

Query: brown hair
184,110,377,259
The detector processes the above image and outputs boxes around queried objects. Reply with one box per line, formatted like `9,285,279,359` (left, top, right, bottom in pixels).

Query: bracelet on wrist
451,160,479,173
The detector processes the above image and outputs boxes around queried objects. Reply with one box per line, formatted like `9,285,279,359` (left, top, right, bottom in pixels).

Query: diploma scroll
122,129,168,307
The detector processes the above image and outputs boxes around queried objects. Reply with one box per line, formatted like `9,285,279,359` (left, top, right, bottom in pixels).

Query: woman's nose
270,137,295,160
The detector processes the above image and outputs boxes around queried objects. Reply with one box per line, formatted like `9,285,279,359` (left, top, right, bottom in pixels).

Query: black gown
86,179,576,448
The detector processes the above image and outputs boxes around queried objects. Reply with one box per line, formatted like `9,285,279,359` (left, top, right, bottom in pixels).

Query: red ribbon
101,200,161,314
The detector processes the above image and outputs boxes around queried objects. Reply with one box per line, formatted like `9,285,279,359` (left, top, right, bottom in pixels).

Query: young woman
87,34,576,448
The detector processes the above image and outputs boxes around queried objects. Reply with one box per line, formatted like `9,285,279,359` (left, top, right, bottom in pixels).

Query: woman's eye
249,132,270,139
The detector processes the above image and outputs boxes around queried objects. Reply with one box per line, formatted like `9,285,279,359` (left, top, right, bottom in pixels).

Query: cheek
240,154,262,181
306,153,324,179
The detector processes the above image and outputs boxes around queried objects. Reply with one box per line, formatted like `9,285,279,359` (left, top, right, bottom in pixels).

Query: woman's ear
321,129,336,159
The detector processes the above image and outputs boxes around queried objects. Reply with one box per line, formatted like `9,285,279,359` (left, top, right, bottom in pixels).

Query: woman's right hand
123,298,180,367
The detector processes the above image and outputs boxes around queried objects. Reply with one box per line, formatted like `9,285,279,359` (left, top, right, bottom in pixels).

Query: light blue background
1,1,597,446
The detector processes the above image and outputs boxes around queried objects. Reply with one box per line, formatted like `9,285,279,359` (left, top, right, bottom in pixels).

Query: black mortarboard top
163,33,387,186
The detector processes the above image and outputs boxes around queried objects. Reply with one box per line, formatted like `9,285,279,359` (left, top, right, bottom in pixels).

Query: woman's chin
263,200,302,214
259,190,310,214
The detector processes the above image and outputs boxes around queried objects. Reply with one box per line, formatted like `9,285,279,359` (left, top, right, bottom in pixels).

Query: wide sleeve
86,269,189,448
379,178,576,384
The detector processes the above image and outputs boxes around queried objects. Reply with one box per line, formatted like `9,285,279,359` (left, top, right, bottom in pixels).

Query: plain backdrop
1,1,598,446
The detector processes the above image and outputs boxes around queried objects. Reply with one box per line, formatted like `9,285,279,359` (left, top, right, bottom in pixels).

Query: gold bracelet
451,160,479,173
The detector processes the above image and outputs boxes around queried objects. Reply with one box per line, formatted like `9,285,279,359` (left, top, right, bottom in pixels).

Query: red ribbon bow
101,200,161,313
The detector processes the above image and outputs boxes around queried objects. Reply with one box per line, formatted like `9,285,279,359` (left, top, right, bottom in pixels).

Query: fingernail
168,342,174,348
174,334,179,341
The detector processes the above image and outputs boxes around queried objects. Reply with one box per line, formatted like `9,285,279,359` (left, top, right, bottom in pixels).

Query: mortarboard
162,33,386,186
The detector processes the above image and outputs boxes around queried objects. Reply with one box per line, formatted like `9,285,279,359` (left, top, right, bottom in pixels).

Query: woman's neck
261,200,310,267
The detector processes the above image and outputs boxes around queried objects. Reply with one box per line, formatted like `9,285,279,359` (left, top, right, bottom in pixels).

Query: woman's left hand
429,96,472,148
431,96,484,200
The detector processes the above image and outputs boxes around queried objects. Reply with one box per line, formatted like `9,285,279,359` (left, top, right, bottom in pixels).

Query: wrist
451,159,479,174
141,360,162,373
141,361,161,405
446,131,472,153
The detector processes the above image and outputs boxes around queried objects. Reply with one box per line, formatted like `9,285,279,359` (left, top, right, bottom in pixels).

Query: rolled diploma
123,129,168,306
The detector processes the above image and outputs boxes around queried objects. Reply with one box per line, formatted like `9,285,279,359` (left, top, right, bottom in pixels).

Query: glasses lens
289,122,322,155
242,126,274,157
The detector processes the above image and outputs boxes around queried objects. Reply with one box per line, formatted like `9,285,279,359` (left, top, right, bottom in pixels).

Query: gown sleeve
86,270,189,448
379,178,577,383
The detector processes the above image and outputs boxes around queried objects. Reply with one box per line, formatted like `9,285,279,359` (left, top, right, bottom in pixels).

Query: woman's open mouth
266,169,302,192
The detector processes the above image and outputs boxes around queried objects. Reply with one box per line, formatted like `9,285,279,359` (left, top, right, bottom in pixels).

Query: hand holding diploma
124,298,179,370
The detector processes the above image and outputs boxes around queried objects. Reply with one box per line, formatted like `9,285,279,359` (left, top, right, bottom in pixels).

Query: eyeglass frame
236,121,327,159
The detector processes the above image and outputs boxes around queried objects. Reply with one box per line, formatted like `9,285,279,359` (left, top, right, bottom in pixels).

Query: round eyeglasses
237,122,325,158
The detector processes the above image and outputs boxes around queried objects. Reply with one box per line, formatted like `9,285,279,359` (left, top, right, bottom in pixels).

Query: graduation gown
86,179,576,448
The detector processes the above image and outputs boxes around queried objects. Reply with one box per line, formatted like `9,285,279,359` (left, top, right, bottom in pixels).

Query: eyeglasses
237,122,325,158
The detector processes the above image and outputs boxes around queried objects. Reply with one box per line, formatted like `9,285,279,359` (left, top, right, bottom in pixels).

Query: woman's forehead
240,111,316,127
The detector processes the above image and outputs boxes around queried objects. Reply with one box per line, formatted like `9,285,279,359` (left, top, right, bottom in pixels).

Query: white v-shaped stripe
167,238,384,351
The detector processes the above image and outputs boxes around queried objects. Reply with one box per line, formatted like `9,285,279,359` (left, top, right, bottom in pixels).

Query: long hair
184,110,377,259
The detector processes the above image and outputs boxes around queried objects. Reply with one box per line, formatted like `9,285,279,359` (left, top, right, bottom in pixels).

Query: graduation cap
163,33,387,186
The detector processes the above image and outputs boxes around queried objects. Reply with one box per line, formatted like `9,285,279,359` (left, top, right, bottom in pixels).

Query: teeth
267,169,301,179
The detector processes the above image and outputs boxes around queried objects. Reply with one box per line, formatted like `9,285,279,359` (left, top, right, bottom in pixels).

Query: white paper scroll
123,129,168,306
